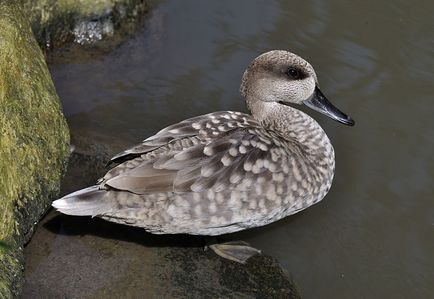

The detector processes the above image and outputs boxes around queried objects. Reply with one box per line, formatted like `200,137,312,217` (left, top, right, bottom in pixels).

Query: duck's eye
286,68,301,80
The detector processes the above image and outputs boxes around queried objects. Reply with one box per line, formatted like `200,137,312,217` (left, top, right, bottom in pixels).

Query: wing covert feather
109,111,258,163
103,124,292,195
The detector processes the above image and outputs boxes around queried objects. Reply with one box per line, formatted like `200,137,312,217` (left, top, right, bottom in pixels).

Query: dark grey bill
303,87,355,126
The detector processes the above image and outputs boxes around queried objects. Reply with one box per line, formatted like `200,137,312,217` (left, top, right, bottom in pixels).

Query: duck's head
241,50,354,126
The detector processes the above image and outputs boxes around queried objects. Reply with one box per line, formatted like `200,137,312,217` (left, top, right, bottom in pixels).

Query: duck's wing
109,111,258,164
102,112,293,194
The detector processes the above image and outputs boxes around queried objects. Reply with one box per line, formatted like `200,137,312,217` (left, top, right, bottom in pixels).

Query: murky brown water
24,0,434,298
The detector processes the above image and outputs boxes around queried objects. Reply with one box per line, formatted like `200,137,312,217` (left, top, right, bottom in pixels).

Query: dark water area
24,0,434,298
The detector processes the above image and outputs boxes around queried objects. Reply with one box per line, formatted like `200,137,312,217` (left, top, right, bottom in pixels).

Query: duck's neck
246,98,335,168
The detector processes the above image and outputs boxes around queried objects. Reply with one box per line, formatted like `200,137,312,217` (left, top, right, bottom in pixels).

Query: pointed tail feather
52,186,112,217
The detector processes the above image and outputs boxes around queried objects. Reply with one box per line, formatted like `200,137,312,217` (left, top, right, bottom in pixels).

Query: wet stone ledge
23,219,302,299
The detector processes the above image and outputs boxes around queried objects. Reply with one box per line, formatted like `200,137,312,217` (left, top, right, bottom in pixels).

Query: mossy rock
21,0,151,50
0,1,70,297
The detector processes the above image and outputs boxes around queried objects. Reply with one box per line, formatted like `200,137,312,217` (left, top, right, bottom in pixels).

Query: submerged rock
0,1,69,297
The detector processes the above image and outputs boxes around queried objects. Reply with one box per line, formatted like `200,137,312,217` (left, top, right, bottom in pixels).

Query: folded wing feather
102,112,289,196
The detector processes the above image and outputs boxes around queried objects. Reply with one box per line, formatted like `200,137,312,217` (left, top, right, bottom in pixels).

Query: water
25,0,434,298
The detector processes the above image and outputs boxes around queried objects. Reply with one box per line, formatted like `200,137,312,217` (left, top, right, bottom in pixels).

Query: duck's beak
303,87,355,126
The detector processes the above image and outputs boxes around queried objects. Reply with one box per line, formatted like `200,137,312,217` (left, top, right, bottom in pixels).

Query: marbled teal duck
53,50,354,262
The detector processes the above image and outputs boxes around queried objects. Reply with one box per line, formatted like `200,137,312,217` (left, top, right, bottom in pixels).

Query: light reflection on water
34,0,434,297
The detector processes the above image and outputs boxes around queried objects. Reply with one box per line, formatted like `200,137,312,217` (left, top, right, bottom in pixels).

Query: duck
53,50,354,263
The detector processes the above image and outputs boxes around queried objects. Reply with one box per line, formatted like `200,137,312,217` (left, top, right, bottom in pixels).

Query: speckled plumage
53,50,351,236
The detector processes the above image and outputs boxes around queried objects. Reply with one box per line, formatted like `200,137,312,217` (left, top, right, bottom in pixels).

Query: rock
161,247,301,299
21,0,152,51
23,211,301,299
22,139,300,298
0,1,70,297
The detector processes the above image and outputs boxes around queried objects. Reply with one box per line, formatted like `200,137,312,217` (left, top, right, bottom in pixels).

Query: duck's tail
52,186,112,217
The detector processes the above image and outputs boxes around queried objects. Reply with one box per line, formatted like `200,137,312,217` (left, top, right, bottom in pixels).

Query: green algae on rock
0,1,70,297
22,0,151,50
